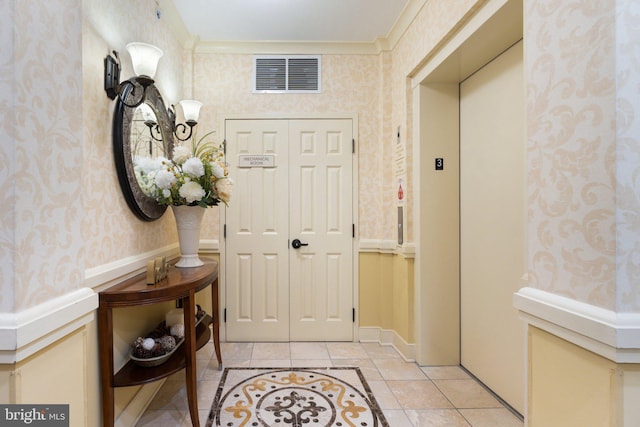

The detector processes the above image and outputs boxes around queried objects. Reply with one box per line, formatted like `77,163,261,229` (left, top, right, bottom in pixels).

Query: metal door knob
291,239,309,249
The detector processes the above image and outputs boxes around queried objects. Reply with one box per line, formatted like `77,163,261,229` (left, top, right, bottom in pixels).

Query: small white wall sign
238,154,276,167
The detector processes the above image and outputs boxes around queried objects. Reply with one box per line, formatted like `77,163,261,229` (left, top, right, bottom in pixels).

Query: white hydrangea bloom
172,145,191,165
182,157,205,177
155,169,177,190
179,181,205,203
211,161,225,179
134,156,163,174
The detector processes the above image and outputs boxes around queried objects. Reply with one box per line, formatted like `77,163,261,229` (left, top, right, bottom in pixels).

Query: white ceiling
168,0,410,43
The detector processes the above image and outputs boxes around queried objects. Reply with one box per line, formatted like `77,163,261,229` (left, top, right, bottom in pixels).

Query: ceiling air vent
254,55,321,93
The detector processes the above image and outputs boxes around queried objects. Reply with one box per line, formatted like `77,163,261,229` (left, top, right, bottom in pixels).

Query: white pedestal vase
171,205,206,268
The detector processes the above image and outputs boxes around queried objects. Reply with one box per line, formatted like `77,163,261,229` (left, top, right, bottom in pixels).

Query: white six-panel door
225,118,353,342
225,120,290,341
288,120,353,341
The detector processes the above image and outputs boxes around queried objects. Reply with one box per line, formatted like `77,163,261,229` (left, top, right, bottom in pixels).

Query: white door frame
411,0,523,366
217,112,359,343
411,0,523,364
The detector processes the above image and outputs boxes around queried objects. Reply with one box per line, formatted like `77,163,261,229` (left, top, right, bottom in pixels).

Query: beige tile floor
136,341,524,426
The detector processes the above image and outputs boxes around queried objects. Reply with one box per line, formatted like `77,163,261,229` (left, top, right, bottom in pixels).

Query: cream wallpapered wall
0,0,186,313
388,0,638,311
0,0,16,313
4,0,635,315
82,0,185,270
193,0,495,244
1,0,84,312
391,0,484,242
378,51,395,240
526,0,640,311
613,0,640,311
193,52,384,240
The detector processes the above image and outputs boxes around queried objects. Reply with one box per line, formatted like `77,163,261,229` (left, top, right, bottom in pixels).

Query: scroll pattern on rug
207,367,389,427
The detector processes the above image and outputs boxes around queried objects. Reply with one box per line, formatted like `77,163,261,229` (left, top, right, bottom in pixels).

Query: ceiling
168,0,410,43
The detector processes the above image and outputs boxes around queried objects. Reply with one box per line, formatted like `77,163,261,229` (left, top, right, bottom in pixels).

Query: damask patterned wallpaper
614,0,640,311
525,0,639,311
82,0,184,273
1,0,84,313
390,0,483,243
3,0,635,314
192,52,383,240
0,0,185,312
0,0,17,313
390,0,637,311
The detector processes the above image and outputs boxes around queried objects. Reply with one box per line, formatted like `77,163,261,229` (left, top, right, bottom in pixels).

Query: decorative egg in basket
129,308,207,367
130,321,184,367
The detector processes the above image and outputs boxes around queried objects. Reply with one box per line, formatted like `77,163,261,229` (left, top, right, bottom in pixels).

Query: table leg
211,278,223,369
98,305,115,426
184,292,199,427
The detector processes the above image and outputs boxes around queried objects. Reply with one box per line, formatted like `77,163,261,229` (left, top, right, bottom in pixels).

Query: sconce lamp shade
138,103,155,121
126,42,163,78
179,100,202,122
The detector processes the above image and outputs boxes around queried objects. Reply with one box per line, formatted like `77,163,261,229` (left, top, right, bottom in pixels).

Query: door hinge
352,224,355,238
224,308,227,323
352,308,356,323
222,139,227,156
224,224,227,239
352,138,355,154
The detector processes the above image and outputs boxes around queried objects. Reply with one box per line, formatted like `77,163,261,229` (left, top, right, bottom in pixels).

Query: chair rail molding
514,287,640,363
359,239,414,257
84,244,180,290
0,288,98,363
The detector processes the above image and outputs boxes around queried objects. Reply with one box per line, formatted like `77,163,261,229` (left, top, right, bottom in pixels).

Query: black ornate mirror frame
113,83,174,221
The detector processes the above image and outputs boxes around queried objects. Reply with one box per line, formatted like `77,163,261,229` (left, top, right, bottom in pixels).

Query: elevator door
460,40,525,413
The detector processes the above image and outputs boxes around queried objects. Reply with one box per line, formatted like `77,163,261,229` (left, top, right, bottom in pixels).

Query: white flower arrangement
134,131,232,207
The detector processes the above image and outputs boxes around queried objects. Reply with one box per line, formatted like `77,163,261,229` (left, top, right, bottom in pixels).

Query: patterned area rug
206,367,389,426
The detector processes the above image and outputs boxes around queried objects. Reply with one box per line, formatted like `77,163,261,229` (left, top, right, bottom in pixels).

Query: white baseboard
514,287,640,363
115,380,166,427
359,327,416,362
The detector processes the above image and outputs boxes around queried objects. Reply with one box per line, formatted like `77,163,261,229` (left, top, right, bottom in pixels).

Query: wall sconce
144,99,203,143
139,103,163,143
168,100,203,142
104,42,163,108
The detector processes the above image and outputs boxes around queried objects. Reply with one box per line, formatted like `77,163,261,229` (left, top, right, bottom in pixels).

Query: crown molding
386,0,429,50
194,40,382,55
158,0,429,55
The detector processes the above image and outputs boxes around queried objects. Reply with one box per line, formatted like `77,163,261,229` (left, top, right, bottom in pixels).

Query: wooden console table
98,259,222,427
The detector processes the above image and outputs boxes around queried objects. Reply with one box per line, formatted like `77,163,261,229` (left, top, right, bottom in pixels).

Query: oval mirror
113,83,174,221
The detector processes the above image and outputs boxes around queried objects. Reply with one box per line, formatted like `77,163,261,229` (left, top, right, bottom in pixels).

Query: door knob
291,239,309,249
